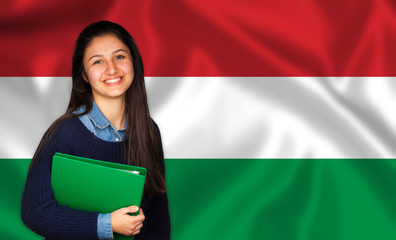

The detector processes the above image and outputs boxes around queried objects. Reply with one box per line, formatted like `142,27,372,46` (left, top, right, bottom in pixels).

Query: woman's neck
93,97,126,130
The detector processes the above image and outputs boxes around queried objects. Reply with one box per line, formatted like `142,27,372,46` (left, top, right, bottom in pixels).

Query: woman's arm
143,120,171,239
141,193,171,240
21,124,99,240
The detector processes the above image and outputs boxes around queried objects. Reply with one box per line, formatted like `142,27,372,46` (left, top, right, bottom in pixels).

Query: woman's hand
111,205,145,236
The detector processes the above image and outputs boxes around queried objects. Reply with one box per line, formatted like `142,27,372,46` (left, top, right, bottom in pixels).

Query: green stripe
2,159,396,239
0,159,40,239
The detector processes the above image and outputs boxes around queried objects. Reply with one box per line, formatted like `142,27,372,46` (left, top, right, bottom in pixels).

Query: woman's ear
82,72,88,83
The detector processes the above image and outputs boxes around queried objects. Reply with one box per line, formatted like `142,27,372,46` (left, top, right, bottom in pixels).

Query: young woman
21,21,170,240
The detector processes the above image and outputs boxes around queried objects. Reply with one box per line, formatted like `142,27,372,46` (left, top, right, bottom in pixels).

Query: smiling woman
21,21,170,240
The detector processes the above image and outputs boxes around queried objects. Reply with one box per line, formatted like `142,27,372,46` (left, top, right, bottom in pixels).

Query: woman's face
83,33,134,103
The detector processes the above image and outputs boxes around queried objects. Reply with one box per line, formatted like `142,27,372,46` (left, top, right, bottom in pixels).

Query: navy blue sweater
21,117,170,240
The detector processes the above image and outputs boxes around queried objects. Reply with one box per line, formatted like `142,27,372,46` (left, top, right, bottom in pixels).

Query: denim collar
87,101,127,131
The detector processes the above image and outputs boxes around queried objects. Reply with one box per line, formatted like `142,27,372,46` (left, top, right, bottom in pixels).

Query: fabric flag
1,0,396,239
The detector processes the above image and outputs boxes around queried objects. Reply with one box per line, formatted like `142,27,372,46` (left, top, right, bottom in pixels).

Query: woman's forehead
85,34,130,58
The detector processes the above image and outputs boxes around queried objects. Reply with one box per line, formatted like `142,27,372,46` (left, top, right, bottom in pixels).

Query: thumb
125,205,140,214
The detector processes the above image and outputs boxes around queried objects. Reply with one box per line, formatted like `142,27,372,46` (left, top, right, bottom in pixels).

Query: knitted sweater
21,117,170,240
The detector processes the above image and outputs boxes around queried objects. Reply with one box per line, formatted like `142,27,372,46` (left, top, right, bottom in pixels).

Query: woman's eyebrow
89,54,103,61
88,49,128,61
113,49,128,54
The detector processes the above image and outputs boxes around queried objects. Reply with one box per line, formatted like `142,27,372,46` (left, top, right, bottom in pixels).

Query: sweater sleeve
21,121,100,240
142,193,171,240
142,120,171,239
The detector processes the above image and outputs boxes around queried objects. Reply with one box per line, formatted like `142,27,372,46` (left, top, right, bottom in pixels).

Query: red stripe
1,0,396,76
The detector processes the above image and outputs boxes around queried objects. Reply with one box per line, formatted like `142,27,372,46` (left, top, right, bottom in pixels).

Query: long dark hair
31,20,166,198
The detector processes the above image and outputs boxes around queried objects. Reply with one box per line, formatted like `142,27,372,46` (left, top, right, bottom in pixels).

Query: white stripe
1,77,396,158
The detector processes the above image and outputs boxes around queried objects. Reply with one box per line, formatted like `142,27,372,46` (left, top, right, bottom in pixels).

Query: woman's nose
105,60,117,75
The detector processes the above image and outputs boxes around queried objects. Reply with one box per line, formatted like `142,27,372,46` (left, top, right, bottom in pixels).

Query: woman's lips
104,76,122,86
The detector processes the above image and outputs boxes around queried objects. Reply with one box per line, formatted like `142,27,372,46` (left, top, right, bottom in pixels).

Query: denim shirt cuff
97,213,113,239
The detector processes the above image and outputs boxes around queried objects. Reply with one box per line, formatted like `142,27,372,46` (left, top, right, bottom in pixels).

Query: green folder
51,152,146,240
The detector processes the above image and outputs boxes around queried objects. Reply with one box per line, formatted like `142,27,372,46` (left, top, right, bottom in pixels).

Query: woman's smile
104,76,123,85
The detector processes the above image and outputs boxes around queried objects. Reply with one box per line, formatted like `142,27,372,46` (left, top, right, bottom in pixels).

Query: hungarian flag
1,1,396,239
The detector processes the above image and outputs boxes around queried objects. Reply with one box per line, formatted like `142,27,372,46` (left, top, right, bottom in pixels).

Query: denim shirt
74,101,126,240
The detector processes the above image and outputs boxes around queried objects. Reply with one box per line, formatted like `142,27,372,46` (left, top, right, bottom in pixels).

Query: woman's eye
93,60,103,65
116,55,125,60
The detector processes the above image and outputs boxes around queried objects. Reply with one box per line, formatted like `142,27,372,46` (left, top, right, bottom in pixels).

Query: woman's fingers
136,208,145,221
131,228,141,235
124,205,140,214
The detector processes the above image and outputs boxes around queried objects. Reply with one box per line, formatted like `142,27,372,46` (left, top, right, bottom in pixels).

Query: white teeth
104,77,122,83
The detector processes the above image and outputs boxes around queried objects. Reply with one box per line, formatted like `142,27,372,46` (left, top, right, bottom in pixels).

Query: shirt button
115,138,119,141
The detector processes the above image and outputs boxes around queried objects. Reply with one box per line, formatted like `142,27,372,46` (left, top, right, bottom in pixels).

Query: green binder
51,152,146,240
